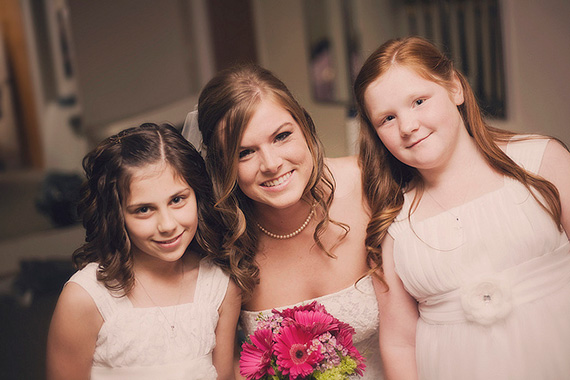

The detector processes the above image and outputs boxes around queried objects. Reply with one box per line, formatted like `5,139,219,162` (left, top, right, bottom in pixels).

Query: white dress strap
506,136,550,175
67,262,130,321
194,258,230,310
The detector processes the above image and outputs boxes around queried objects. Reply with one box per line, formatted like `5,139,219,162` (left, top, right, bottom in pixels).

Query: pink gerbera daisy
276,301,327,321
293,308,337,336
274,324,323,379
240,328,275,379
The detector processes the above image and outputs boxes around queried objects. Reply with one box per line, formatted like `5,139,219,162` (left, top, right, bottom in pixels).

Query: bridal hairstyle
354,36,563,277
72,123,224,294
197,63,347,299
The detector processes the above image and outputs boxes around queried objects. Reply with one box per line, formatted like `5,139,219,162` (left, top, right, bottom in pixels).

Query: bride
184,63,385,379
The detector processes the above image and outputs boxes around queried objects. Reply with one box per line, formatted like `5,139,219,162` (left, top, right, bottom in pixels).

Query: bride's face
235,99,313,210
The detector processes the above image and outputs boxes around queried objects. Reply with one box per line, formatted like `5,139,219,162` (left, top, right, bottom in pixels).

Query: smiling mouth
155,233,183,245
261,171,293,187
407,134,430,148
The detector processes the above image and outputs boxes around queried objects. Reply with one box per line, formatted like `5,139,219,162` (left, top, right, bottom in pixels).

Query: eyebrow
125,187,192,210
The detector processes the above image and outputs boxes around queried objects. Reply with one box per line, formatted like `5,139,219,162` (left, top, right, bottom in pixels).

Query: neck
420,135,484,190
255,198,315,236
133,252,187,280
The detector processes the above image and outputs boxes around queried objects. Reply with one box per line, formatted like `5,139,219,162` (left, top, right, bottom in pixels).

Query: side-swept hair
354,36,563,278
198,63,346,300
73,123,224,295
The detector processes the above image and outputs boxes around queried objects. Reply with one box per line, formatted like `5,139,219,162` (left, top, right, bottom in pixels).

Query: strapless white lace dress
240,275,384,379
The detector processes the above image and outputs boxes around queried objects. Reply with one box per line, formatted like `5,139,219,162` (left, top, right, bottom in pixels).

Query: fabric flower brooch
460,275,513,325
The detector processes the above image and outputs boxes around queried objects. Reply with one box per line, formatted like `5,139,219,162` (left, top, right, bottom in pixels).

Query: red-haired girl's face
364,65,467,176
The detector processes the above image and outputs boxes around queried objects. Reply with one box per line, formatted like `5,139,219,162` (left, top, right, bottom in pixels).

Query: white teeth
262,171,292,187
159,236,178,244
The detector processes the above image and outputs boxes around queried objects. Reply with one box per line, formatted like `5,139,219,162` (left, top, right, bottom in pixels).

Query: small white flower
460,275,512,325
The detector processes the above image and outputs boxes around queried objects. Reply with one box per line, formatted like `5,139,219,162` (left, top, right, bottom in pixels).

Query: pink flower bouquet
239,301,366,379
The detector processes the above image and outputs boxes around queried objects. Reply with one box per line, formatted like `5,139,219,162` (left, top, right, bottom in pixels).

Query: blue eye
275,131,291,142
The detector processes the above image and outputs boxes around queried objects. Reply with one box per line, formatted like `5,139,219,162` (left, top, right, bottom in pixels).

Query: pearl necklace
136,261,184,338
256,203,316,239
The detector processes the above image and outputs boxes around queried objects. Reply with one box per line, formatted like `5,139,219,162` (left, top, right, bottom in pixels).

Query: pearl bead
257,203,316,239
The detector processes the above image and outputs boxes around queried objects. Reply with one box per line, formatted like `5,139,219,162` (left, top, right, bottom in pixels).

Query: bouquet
239,301,366,379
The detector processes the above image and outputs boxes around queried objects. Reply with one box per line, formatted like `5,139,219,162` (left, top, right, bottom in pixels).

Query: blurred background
0,0,568,378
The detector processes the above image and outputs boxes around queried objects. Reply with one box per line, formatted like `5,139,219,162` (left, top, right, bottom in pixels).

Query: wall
252,0,350,157
8,0,570,172
493,0,570,145
252,0,570,158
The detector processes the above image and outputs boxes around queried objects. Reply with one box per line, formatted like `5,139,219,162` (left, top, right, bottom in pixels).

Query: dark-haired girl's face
236,99,313,210
123,163,198,265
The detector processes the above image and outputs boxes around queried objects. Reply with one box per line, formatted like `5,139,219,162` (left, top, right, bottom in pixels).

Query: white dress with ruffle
68,258,229,380
388,138,570,380
240,275,384,379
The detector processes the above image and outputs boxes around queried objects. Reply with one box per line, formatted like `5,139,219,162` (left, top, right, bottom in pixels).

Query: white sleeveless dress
388,138,570,380
240,275,384,379
68,258,229,380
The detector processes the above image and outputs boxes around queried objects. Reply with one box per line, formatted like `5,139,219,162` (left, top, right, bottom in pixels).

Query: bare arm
46,282,103,380
373,235,419,380
538,139,570,235
213,279,242,380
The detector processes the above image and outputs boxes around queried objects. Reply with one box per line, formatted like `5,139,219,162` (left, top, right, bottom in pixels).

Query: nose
157,209,177,234
399,113,420,137
259,147,282,173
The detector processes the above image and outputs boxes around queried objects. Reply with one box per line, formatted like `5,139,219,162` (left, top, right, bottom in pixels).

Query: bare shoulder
325,155,360,175
54,282,102,326
47,282,102,380
218,277,242,315
325,156,362,196
543,138,570,162
539,139,570,179
224,278,242,305
59,282,93,307
540,139,570,233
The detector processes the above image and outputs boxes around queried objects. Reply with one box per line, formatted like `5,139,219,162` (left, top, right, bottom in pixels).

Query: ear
450,73,464,106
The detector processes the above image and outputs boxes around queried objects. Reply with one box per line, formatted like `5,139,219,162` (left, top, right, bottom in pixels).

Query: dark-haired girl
47,123,240,379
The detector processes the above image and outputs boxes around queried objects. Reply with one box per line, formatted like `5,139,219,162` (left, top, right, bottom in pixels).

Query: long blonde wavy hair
198,64,347,301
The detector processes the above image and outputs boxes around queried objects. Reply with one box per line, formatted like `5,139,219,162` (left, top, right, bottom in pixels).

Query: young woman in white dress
47,123,241,380
354,36,570,380
188,64,384,378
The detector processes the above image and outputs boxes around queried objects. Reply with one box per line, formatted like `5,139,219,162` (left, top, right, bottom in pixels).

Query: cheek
236,164,259,200
376,129,397,150
236,163,254,188
124,218,149,241
295,142,313,167
181,202,199,227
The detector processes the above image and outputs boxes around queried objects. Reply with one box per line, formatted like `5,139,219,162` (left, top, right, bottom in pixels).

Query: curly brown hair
72,123,224,295
197,64,347,300
354,36,563,280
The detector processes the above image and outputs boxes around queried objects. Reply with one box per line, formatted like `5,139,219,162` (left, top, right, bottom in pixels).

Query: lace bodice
240,275,383,379
68,258,229,379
